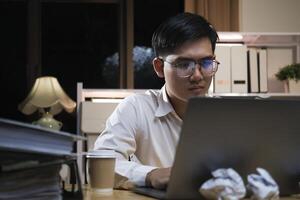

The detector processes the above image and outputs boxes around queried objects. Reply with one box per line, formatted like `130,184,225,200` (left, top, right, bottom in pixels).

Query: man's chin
189,89,208,97
179,90,208,102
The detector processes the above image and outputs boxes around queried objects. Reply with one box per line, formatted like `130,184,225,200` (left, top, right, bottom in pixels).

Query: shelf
218,32,300,47
211,92,300,98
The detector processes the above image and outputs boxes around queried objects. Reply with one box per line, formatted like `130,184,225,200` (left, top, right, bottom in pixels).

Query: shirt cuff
130,165,158,187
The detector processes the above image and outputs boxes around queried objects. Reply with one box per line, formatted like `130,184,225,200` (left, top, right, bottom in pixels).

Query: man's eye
201,59,213,69
175,61,192,69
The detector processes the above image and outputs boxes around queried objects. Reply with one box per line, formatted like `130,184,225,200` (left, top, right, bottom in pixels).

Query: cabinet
214,32,300,93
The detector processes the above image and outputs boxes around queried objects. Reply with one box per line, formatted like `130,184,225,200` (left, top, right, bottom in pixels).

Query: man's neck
167,94,187,120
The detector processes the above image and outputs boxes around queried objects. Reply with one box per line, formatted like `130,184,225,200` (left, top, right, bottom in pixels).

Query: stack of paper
0,118,84,200
0,161,62,200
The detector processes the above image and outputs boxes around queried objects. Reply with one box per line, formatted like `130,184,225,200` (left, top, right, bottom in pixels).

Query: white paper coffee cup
86,150,116,193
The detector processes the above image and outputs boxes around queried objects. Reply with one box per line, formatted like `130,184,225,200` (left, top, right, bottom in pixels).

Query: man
94,12,219,190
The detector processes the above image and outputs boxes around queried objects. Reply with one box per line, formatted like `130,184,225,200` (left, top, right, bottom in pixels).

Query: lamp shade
18,76,76,115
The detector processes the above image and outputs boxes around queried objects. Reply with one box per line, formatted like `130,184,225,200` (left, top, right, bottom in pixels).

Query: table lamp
18,76,76,130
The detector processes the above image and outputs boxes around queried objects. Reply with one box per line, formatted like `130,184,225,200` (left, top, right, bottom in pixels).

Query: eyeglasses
161,57,220,78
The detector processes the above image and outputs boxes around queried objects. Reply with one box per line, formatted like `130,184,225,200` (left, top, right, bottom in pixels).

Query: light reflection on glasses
160,57,219,78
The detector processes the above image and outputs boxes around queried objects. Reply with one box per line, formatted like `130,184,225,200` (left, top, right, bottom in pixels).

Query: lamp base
33,112,62,131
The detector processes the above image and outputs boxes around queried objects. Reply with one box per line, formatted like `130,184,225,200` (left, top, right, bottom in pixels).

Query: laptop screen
166,97,300,199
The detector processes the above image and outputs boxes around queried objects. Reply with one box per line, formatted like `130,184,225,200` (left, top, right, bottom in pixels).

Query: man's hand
145,167,171,190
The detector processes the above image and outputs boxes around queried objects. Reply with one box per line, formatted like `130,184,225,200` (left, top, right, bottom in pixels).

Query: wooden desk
83,188,300,200
80,185,300,200
84,188,156,200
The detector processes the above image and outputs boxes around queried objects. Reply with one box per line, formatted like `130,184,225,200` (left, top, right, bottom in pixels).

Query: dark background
0,0,184,133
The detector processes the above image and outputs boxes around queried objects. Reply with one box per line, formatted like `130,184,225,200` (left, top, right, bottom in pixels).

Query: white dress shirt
94,85,182,188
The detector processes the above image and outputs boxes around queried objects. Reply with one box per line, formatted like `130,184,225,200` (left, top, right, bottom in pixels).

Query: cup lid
86,150,116,158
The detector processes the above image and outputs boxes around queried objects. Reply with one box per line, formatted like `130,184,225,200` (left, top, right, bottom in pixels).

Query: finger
151,175,170,189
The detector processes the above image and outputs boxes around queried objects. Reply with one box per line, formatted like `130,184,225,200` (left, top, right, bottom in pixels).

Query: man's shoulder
125,89,160,100
123,89,161,106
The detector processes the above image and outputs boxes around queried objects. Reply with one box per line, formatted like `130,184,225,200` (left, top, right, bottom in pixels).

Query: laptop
133,97,300,199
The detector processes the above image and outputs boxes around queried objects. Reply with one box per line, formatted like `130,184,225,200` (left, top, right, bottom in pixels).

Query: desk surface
84,188,155,200
83,189,300,200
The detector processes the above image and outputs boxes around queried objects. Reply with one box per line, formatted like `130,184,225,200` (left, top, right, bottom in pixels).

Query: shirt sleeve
94,96,157,189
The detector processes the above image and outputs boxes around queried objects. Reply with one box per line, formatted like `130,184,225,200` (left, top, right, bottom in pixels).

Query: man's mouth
188,85,206,91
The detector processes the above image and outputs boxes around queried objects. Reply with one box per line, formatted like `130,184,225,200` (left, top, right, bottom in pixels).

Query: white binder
258,49,268,92
231,45,248,93
214,45,231,93
248,48,259,93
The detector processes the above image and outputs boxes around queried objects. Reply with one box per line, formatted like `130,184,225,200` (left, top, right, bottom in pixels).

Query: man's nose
190,64,204,81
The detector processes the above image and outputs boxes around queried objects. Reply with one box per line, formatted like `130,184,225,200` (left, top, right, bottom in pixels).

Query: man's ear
153,57,164,78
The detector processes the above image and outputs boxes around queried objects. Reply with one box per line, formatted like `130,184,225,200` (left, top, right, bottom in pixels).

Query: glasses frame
160,57,220,78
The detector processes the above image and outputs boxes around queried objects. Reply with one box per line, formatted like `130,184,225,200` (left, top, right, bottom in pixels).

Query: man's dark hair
152,12,218,57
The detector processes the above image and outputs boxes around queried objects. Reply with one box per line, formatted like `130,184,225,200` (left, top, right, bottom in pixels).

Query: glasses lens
171,59,219,77
174,60,195,77
201,59,218,76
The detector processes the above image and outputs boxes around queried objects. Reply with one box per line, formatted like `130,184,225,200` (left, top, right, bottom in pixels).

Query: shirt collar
155,85,175,117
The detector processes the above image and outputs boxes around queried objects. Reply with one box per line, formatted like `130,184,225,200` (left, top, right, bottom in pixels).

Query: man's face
163,37,214,103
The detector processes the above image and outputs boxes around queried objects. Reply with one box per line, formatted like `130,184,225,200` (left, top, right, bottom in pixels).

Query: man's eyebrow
173,56,192,61
200,55,215,60
173,55,215,61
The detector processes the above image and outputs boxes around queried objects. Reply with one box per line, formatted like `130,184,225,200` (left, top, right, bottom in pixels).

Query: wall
240,0,300,32
184,0,239,31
